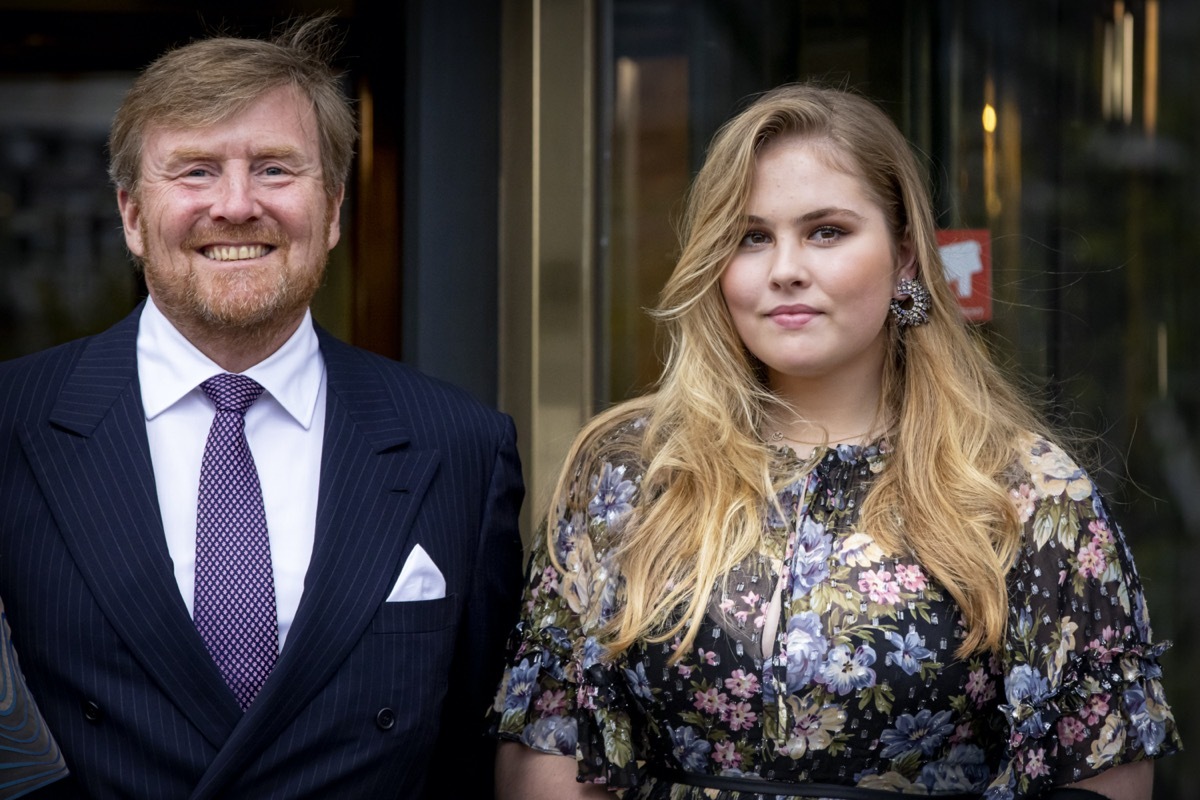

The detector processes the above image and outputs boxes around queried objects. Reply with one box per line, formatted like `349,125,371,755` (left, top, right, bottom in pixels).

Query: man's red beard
141,216,329,334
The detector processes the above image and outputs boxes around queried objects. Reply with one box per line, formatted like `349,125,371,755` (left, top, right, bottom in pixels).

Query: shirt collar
137,296,325,429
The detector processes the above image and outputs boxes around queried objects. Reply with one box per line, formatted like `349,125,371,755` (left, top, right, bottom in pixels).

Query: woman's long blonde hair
548,84,1041,660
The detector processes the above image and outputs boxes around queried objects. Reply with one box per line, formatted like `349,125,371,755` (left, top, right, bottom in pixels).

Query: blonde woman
490,85,1179,799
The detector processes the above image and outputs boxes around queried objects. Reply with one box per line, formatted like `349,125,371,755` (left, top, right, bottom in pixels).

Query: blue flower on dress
917,743,989,791
1002,664,1053,737
554,510,584,562
790,518,832,596
581,636,604,670
1124,684,1167,755
785,611,829,692
834,443,859,462
669,724,713,772
884,627,934,676
524,714,578,755
624,661,653,702
587,463,636,527
537,648,567,683
1014,607,1033,639
505,658,541,712
818,643,877,695
878,709,956,759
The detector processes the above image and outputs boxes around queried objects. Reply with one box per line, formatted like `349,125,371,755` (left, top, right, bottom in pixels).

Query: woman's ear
895,235,918,282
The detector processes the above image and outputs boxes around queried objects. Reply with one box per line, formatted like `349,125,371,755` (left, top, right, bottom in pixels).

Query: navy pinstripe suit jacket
0,305,525,799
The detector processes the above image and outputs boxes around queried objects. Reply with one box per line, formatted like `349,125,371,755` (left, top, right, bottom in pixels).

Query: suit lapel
192,333,439,796
18,307,242,748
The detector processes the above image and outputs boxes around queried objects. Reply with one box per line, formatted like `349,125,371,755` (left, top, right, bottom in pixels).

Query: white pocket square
386,544,446,602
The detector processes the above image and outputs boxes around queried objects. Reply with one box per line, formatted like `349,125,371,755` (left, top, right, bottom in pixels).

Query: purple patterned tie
194,373,278,711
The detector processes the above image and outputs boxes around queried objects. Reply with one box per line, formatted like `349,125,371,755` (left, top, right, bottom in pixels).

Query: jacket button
82,700,103,723
375,708,396,731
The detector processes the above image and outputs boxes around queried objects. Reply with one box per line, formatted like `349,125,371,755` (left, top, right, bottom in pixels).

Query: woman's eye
811,226,845,242
741,231,770,246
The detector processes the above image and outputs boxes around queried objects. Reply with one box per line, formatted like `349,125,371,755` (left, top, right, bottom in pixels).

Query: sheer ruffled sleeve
488,425,644,788
0,602,69,799
986,438,1181,798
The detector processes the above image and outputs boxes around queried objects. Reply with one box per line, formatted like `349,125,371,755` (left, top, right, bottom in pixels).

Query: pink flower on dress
1010,483,1037,522
1021,747,1052,778
697,648,719,666
741,591,761,607
1058,715,1087,747
893,563,927,592
723,701,757,732
719,597,736,614
1082,694,1110,726
724,669,761,699
693,686,728,714
1077,540,1107,579
712,740,741,768
1088,519,1113,545
534,688,567,715
965,668,996,706
949,722,973,744
858,569,901,605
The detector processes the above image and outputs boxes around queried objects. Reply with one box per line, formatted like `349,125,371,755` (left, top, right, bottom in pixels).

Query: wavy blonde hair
549,84,1041,660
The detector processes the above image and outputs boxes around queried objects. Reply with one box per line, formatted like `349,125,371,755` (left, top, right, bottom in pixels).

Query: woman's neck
765,364,886,448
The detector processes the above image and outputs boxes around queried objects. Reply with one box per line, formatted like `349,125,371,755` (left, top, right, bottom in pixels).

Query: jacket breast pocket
371,593,459,633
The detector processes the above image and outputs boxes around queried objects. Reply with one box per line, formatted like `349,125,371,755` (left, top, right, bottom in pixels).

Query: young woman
490,84,1179,799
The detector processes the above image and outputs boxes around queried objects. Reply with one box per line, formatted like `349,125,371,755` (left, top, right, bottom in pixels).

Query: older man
0,18,523,799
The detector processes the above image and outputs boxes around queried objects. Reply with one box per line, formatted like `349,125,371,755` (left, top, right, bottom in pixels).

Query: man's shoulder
1,309,139,414
317,334,511,437
0,336,94,412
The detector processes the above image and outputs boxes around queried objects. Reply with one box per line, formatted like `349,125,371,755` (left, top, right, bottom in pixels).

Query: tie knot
201,373,265,414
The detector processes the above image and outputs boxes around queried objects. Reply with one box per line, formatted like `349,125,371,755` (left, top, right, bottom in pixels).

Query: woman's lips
767,304,819,328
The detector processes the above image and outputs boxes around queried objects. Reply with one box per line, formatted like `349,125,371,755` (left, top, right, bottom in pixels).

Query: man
0,18,524,799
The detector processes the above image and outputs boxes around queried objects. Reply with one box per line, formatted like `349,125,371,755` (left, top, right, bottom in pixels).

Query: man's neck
172,313,307,373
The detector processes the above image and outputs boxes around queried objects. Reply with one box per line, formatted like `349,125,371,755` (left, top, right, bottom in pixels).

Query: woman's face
719,136,913,395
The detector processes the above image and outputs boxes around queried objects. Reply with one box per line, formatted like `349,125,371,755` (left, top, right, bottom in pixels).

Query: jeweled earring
889,278,931,328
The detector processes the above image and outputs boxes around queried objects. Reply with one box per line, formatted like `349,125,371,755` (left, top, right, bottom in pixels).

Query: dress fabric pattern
490,420,1180,798
0,603,69,799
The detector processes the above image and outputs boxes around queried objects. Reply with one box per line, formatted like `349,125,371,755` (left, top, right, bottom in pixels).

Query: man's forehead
139,86,317,143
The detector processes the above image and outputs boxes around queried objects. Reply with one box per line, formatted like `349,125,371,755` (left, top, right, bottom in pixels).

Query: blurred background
1,1,1194,793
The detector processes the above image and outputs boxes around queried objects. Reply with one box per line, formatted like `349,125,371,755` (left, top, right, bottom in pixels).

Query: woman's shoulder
1005,431,1097,503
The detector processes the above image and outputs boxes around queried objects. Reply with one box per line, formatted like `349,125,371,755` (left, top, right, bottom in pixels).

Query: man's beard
141,217,328,336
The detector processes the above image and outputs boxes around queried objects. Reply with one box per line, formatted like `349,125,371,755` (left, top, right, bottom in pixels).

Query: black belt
654,768,981,799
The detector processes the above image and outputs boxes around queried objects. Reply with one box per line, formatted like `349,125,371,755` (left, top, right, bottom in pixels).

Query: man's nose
209,170,262,223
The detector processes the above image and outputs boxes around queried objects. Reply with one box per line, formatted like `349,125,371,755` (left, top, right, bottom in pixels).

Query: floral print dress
490,421,1180,798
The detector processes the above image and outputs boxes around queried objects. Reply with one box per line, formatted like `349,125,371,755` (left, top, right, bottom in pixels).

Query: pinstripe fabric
0,306,525,799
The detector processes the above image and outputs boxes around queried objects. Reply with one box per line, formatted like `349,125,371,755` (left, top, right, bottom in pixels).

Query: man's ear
117,188,145,258
326,184,345,250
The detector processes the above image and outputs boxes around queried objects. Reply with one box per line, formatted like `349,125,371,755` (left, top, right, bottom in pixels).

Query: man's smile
201,244,276,261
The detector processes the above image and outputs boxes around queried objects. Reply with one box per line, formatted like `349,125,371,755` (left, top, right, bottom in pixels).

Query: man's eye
185,168,211,178
263,166,286,176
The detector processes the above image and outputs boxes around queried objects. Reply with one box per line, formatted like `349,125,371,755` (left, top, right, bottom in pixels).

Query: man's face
118,85,343,337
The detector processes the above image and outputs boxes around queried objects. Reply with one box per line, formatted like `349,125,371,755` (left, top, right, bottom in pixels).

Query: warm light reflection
1102,2,1137,125
982,103,997,133
1145,0,1159,135
983,77,1001,217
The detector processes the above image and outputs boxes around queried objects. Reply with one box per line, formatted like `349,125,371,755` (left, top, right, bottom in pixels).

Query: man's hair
108,15,356,198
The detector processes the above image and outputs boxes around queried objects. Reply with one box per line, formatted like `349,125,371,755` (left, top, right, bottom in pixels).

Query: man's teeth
204,244,271,261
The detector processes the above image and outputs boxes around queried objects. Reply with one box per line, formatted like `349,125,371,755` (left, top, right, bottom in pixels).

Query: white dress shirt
138,297,325,650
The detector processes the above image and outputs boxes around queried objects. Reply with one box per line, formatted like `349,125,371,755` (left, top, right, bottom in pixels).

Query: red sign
937,229,992,322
